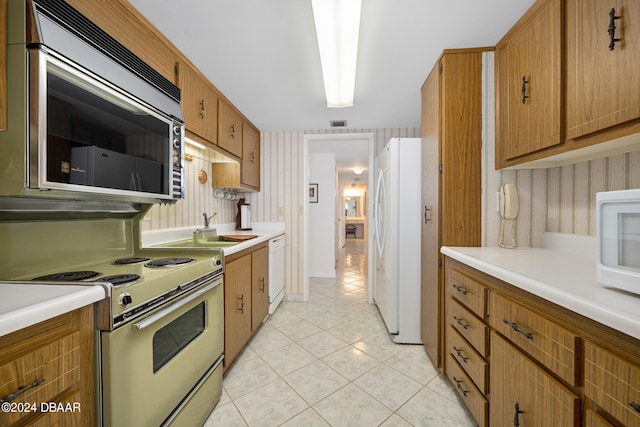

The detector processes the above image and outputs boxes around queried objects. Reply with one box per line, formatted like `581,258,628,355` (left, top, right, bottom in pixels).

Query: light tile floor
205,239,476,426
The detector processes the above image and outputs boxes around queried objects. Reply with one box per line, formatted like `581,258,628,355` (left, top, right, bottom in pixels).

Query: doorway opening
303,133,375,304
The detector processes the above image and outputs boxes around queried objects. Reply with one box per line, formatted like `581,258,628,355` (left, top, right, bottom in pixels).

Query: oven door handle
133,278,222,331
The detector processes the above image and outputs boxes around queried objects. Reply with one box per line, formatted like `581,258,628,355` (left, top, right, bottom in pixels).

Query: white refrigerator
373,137,422,344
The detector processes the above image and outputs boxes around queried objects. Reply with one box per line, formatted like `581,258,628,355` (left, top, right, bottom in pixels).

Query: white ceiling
127,0,535,181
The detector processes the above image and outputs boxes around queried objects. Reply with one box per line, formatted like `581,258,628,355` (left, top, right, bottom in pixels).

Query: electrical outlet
298,206,304,216
277,207,284,217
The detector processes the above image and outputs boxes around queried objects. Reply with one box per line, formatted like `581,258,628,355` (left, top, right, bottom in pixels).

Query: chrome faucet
203,212,217,229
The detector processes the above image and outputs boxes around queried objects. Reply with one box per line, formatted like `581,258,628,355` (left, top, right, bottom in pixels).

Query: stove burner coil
145,257,195,268
113,257,151,265
97,274,141,286
33,271,101,281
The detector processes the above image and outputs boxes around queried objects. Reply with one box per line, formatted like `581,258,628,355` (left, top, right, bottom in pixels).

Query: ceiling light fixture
353,167,363,175
311,0,362,108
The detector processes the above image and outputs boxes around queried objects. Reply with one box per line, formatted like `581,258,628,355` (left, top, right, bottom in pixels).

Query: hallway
205,239,475,426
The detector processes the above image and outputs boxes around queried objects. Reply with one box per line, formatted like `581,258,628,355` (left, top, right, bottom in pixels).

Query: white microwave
596,189,640,294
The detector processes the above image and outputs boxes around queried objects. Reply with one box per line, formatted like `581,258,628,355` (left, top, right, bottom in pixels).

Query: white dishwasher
269,235,286,314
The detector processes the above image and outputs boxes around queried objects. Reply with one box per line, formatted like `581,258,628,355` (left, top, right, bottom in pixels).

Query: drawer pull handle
259,277,265,292
238,294,245,313
453,346,469,363
521,76,529,104
630,401,640,413
453,316,469,330
503,319,533,340
608,8,621,51
452,284,468,295
452,376,468,397
513,402,524,427
1,377,45,403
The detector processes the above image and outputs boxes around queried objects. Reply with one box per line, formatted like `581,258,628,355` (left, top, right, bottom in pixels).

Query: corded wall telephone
498,184,519,248
499,183,519,220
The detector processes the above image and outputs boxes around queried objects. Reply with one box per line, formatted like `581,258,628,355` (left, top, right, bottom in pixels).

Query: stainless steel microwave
596,189,640,294
0,0,184,205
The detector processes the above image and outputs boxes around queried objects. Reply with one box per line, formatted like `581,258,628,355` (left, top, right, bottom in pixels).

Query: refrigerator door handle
374,168,386,258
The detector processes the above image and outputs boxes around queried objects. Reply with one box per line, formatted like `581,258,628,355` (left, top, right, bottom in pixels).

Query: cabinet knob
608,8,621,51
200,99,205,118
230,124,236,139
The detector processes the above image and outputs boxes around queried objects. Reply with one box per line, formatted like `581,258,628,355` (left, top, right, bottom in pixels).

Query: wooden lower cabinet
584,341,640,427
491,332,580,426
443,257,640,427
251,246,269,331
224,253,253,369
0,305,95,427
224,242,270,370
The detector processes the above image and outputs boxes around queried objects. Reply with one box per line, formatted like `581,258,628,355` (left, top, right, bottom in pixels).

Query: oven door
101,276,223,427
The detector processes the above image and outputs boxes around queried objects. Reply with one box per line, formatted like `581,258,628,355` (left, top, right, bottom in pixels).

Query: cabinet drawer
490,291,579,386
447,267,487,318
585,410,615,427
585,341,640,427
0,333,81,426
448,298,488,357
446,354,488,427
446,325,488,394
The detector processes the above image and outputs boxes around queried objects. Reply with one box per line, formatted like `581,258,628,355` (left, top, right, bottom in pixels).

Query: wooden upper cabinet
495,0,562,168
241,122,260,190
566,0,640,140
66,0,175,81
178,60,218,144
218,100,243,158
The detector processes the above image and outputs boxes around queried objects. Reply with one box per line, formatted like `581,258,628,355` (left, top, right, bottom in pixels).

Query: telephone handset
499,183,519,220
498,184,519,248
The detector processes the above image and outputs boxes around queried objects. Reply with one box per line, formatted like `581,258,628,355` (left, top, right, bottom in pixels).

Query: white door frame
303,132,376,303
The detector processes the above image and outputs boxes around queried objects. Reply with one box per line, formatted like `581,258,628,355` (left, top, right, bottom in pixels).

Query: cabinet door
67,0,175,81
566,0,640,139
495,0,562,166
420,63,440,366
179,61,217,144
218,101,243,158
251,246,269,331
224,254,252,367
242,122,260,190
490,333,579,427
1,1,6,131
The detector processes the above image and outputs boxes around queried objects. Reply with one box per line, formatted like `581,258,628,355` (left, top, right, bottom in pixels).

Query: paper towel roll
241,204,251,229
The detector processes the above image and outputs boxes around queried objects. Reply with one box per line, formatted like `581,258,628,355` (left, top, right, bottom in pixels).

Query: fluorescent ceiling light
311,0,362,108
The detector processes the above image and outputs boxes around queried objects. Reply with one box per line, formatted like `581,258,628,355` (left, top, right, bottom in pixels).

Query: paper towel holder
235,198,252,231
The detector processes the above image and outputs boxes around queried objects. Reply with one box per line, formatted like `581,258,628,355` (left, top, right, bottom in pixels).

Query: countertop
441,238,640,340
142,222,285,255
0,282,106,338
